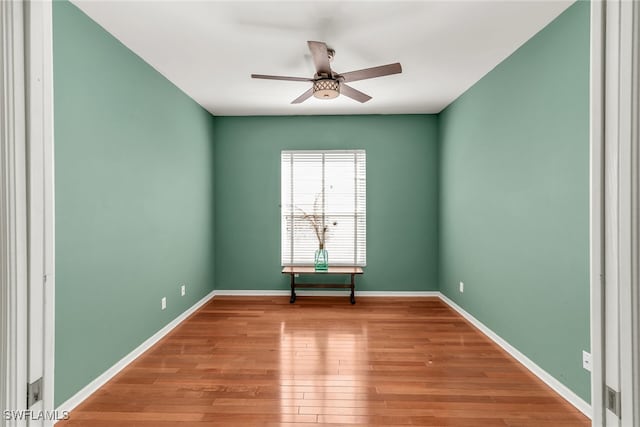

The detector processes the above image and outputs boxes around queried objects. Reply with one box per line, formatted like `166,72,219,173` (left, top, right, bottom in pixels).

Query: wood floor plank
57,297,589,426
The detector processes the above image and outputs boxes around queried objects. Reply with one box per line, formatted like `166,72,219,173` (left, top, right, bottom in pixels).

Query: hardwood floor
57,296,590,426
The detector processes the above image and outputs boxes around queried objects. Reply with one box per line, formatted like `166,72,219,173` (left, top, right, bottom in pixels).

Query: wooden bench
282,266,364,304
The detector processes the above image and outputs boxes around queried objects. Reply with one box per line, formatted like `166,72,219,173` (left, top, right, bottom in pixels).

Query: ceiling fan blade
340,63,402,83
251,74,313,82
340,83,372,103
291,88,314,104
307,41,332,76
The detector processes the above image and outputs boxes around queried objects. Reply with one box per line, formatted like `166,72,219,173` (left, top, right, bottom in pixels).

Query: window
281,150,366,266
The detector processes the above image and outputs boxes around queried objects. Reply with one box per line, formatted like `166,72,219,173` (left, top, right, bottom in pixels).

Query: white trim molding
615,0,640,423
54,290,216,421
213,290,441,297
352,291,440,297
439,294,592,419
631,1,640,422
589,0,605,424
0,1,29,425
597,0,640,425
24,0,56,424
0,2,55,426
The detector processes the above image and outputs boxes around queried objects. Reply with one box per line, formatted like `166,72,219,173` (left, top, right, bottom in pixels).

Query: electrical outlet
161,297,166,310
181,284,186,296
582,350,591,371
459,281,464,293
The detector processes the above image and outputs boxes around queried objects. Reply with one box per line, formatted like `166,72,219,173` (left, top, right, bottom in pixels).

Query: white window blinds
281,150,366,266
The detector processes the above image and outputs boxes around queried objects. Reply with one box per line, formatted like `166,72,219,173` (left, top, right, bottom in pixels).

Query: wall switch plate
181,284,186,296
582,350,591,371
161,297,166,310
459,281,464,293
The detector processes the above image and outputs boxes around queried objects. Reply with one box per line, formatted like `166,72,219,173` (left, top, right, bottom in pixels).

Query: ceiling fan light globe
313,79,340,100
314,89,340,99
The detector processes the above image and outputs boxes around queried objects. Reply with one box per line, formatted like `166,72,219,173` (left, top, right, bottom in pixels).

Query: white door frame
589,1,605,425
25,0,56,424
620,0,640,423
0,0,30,424
632,0,640,416
615,1,639,424
591,0,640,426
0,1,55,426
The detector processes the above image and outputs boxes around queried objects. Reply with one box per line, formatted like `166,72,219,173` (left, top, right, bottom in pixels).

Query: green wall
53,1,215,406
214,115,439,292
438,1,590,401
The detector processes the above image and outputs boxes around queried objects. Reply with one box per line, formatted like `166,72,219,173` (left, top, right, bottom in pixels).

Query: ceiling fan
251,41,402,104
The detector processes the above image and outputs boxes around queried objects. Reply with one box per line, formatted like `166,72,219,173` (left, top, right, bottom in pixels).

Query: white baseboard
55,289,216,421
356,291,439,297
214,289,290,296
214,289,440,297
438,293,592,419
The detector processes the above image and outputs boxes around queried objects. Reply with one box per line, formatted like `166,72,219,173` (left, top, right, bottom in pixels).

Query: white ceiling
72,1,573,116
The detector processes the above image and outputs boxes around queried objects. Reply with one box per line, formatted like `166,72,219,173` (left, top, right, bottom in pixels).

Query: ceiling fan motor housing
313,79,340,99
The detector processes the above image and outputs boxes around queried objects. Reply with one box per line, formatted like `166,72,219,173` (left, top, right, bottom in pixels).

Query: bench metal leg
289,273,296,304
350,273,356,304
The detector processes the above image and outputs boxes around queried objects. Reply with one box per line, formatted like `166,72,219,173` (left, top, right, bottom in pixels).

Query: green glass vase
314,248,328,271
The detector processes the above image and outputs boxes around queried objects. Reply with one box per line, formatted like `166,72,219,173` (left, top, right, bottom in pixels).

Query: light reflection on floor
279,319,369,423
